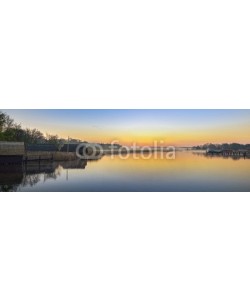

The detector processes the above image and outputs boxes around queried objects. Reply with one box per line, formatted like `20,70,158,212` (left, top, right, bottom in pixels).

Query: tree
46,133,59,145
24,128,45,144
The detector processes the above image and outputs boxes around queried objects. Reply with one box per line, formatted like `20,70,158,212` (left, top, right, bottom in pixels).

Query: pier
0,142,77,165
206,149,250,158
23,154,54,163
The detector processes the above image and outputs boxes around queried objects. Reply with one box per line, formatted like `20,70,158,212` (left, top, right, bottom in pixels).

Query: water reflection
0,152,250,192
0,165,23,192
192,151,250,160
0,159,88,192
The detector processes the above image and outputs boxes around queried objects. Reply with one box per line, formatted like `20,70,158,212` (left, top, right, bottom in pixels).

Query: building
26,144,58,152
0,142,25,164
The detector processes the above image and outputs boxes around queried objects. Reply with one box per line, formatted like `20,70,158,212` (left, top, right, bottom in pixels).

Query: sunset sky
3,110,250,146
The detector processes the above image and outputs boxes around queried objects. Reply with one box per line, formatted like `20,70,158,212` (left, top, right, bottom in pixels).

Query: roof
60,143,80,152
26,144,58,152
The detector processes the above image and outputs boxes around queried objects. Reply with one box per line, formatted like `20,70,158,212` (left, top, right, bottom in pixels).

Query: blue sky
3,109,250,146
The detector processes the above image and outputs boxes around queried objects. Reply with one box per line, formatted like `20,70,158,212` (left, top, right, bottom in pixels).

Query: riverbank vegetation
0,111,82,145
193,143,250,150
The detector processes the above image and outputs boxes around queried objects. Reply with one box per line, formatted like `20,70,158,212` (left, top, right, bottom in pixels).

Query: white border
1,193,250,300
1,0,250,299
0,1,250,109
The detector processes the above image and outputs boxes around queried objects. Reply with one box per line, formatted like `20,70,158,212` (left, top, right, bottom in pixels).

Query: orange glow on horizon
47,125,249,147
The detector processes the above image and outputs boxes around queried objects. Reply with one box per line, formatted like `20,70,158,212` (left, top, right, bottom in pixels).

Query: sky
3,109,250,146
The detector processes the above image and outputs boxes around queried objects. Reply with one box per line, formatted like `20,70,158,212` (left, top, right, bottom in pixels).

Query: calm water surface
0,152,249,192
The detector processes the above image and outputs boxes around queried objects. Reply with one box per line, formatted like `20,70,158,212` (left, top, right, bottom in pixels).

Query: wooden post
67,136,70,153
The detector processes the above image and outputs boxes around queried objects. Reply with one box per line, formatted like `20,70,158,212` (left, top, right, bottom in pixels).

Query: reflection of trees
22,174,42,187
0,159,89,191
0,165,23,192
58,159,87,169
0,184,19,192
43,172,58,181
22,161,74,187
192,151,249,160
232,156,241,161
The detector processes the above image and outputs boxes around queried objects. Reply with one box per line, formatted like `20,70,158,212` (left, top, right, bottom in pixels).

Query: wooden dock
23,154,54,163
206,149,250,158
0,141,77,165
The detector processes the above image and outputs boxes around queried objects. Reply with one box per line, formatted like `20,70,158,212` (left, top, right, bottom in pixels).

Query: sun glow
3,109,250,146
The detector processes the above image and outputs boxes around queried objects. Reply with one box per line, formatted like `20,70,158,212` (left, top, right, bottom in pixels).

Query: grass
26,151,77,161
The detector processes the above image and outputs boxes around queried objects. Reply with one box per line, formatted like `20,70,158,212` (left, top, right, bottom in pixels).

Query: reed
26,151,77,161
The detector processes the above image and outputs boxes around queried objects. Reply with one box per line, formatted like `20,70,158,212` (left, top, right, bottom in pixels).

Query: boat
206,148,222,154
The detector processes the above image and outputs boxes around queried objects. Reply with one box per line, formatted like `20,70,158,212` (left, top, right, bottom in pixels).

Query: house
0,142,25,164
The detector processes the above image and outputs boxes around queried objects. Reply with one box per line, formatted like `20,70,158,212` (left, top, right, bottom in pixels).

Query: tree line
193,143,250,150
0,111,80,145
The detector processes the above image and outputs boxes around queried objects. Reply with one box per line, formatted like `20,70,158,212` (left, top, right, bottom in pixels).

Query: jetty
206,148,250,158
0,141,77,165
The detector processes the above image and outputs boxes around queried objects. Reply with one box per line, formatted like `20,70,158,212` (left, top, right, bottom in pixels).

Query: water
0,151,249,192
